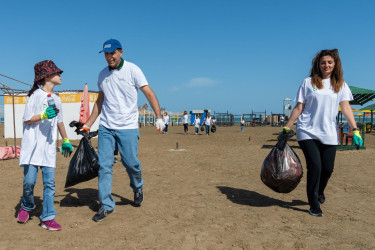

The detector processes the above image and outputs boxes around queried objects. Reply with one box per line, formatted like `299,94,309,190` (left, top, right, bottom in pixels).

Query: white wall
4,93,100,140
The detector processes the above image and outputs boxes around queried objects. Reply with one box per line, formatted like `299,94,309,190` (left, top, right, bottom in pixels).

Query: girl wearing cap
283,49,363,217
16,60,73,231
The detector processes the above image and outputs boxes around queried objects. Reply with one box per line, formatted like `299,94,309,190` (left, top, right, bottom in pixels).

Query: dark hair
28,82,41,97
310,49,344,93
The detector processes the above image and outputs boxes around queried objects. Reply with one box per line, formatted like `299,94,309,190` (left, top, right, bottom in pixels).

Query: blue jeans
241,124,244,132
21,165,56,221
98,125,142,210
195,127,199,134
205,124,210,135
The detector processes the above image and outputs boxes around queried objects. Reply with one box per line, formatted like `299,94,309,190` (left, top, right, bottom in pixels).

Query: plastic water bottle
47,94,56,108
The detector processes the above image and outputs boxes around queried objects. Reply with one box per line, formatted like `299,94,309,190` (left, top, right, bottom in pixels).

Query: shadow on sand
217,186,308,213
59,188,133,212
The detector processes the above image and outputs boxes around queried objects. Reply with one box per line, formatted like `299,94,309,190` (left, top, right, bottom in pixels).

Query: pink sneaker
17,208,29,223
41,219,62,231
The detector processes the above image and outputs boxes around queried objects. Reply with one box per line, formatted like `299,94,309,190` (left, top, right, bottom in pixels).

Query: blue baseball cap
99,39,122,53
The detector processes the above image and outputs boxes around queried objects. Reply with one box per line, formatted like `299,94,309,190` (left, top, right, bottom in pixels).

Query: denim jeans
195,127,199,134
205,124,210,135
98,125,142,210
21,165,56,221
241,124,244,132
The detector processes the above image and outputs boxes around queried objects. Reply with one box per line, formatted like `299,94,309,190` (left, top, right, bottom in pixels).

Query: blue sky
1,0,374,115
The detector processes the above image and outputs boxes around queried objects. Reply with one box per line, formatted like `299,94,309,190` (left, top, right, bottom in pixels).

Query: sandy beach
0,124,374,249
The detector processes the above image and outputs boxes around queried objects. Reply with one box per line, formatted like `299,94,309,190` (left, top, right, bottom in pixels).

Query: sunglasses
321,48,338,55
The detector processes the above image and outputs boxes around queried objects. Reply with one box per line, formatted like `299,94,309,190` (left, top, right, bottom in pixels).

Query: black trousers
298,140,337,210
183,123,188,133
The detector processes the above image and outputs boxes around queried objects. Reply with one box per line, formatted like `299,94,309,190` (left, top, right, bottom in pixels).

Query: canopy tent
337,86,375,150
360,103,375,132
349,86,375,105
361,103,375,111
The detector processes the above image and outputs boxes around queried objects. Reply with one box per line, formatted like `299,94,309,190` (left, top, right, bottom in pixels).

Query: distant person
280,115,285,126
211,116,217,133
17,60,73,231
81,39,165,222
178,111,189,135
193,115,201,135
282,49,363,217
162,112,169,134
240,116,245,132
203,112,212,135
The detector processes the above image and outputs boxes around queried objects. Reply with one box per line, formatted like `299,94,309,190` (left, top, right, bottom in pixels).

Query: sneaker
41,219,62,231
133,189,143,207
318,194,325,204
93,206,113,222
308,208,323,217
114,157,118,163
17,208,29,223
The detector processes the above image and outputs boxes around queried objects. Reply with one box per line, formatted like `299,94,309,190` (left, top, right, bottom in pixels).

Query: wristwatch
353,128,359,131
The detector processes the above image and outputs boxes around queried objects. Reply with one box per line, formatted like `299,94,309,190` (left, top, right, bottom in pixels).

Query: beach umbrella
79,83,90,124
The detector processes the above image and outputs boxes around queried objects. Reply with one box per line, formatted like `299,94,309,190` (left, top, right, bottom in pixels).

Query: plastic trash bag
200,125,205,131
260,131,303,193
211,124,216,133
65,121,99,188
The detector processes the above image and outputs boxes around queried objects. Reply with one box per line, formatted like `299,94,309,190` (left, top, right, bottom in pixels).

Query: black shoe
308,207,323,217
93,206,113,222
318,194,325,204
133,189,143,207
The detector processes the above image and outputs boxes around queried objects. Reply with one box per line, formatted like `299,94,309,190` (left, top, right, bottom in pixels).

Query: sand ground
0,124,374,250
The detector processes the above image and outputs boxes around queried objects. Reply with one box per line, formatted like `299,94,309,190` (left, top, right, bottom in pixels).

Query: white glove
156,119,165,132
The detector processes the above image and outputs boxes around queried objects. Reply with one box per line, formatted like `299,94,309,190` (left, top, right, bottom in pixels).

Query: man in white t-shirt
179,111,189,135
279,115,285,126
83,39,165,222
162,112,169,133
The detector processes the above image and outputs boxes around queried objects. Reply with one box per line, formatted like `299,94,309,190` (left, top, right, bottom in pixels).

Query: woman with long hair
283,49,363,217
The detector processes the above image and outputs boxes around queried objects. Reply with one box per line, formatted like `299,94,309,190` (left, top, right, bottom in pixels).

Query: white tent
4,90,100,140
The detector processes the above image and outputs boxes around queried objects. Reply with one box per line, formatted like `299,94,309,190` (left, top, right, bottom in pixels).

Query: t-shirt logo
105,79,109,83
313,87,318,91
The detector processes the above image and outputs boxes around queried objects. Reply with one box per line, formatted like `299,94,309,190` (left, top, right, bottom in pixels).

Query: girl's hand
40,107,59,120
61,138,73,157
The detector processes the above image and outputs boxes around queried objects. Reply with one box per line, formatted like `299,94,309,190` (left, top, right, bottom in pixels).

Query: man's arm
140,85,162,119
85,91,104,127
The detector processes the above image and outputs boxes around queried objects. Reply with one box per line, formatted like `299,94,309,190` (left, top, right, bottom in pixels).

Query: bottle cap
47,94,51,97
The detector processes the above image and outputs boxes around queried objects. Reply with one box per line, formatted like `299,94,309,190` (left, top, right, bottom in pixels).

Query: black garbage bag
200,125,205,131
260,131,303,193
211,124,216,133
65,121,99,188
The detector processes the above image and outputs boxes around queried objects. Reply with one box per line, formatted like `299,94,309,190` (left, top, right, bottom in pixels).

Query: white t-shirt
194,118,200,127
280,116,285,122
98,60,148,129
182,114,188,124
205,116,212,126
163,115,169,125
19,89,63,168
295,77,353,145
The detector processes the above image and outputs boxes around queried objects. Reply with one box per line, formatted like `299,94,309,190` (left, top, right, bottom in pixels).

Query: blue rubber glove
40,107,59,120
61,138,73,157
353,131,363,147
